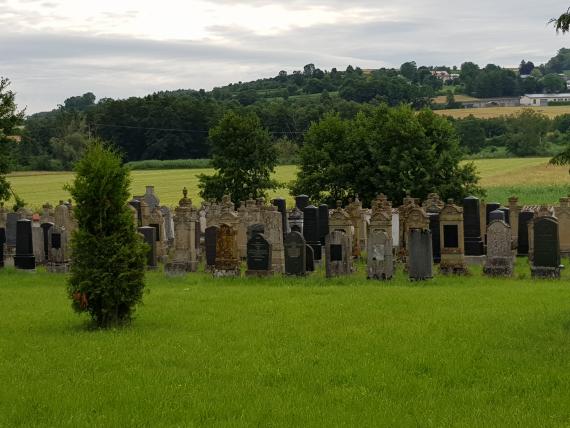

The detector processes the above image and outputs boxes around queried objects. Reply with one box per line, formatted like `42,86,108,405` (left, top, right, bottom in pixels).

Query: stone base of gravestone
213,268,240,278
47,262,71,273
165,260,199,276
245,269,273,277
439,258,469,275
464,255,487,266
483,256,514,277
531,264,563,279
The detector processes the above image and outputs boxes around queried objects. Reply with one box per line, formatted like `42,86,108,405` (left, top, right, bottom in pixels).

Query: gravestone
318,204,329,246
14,219,36,270
295,195,310,211
428,212,441,264
284,232,306,276
485,202,501,225
272,198,288,235
288,207,303,234
214,223,240,277
160,206,175,248
305,244,315,272
247,224,264,241
439,200,468,275
31,218,45,264
367,229,393,280
47,225,70,272
246,233,272,276
205,226,219,270
408,229,433,281
41,223,54,261
484,220,514,276
138,226,157,269
325,231,351,277
499,207,510,225
6,212,18,248
0,227,5,268
129,199,142,227
555,197,570,258
517,211,535,256
531,216,562,278
462,196,484,257
303,205,321,261
166,189,199,274
488,209,505,222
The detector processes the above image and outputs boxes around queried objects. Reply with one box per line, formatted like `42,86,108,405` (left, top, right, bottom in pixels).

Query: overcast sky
1,0,569,113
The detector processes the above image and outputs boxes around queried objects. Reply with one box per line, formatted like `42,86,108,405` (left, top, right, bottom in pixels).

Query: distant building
432,71,451,82
462,97,520,108
520,93,570,106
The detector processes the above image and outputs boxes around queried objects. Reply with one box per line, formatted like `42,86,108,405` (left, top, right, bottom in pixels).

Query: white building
520,93,570,106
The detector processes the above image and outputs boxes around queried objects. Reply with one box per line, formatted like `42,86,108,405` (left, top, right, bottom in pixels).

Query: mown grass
1,259,570,426
6,158,569,209
435,105,570,119
125,158,212,170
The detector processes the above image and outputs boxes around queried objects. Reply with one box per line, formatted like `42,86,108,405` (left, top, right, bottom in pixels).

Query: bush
66,142,147,328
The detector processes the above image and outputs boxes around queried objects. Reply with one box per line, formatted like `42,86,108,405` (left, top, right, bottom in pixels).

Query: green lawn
1,260,570,426
6,157,569,209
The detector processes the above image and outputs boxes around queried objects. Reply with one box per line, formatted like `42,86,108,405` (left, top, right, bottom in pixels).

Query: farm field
435,105,570,119
1,261,570,426
6,158,568,209
432,94,480,104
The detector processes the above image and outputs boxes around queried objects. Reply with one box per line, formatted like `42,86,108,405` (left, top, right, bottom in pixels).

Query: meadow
6,157,570,210
1,260,570,427
435,105,570,119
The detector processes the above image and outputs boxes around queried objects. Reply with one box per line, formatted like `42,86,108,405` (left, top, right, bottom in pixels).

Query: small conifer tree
66,142,146,328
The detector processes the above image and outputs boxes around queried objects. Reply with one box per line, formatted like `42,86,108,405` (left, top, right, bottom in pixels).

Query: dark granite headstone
463,196,484,256
0,227,5,268
408,229,433,280
531,217,561,278
428,212,441,263
272,198,288,236
305,244,315,272
517,211,534,256
51,232,62,250
295,195,310,211
485,202,501,225
195,221,201,251
138,226,157,268
303,205,321,260
284,231,306,275
6,212,18,247
205,226,218,268
318,204,329,246
14,219,36,270
41,222,54,260
499,207,510,225
129,199,142,227
246,233,272,274
489,209,505,223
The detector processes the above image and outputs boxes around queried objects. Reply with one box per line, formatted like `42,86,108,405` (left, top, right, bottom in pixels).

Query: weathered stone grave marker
246,233,272,276
531,215,562,279
484,220,514,276
284,231,306,276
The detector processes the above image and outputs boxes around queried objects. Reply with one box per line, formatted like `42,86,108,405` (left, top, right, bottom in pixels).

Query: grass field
435,105,570,119
432,94,480,104
1,260,570,426
6,158,569,209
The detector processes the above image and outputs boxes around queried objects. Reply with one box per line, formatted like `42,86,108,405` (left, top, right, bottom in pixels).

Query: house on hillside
520,93,570,106
462,97,520,108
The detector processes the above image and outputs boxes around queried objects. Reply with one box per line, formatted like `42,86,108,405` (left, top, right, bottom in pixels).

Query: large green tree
291,104,482,206
66,142,147,328
0,77,25,202
198,110,279,204
505,109,550,156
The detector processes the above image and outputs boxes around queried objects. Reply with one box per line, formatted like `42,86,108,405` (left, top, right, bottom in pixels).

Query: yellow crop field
6,158,569,209
435,105,570,119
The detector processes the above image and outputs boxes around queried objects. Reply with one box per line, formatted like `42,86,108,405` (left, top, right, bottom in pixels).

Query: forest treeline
10,49,570,170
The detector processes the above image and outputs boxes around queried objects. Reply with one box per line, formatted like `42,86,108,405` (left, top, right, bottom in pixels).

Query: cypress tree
66,142,146,328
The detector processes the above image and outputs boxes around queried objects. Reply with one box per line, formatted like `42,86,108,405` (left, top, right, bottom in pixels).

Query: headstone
0,227,5,268
160,206,175,247
129,199,142,227
6,212,18,248
205,226,219,269
260,205,285,273
247,223,264,241
485,202,501,225
272,198,288,235
367,230,393,280
499,207,510,225
32,218,45,264
295,195,310,211
138,226,157,269
488,209,505,222
428,212,441,264
517,211,535,256
246,233,272,276
41,223,54,261
325,231,351,277
531,216,562,278
46,225,70,272
166,189,199,274
439,200,468,275
14,219,35,270
305,245,315,272
303,205,321,261
288,207,303,234
462,196,484,257
408,229,433,281
214,223,240,277
318,204,329,246
484,220,514,276
555,196,570,258
284,232,306,276
142,185,160,211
